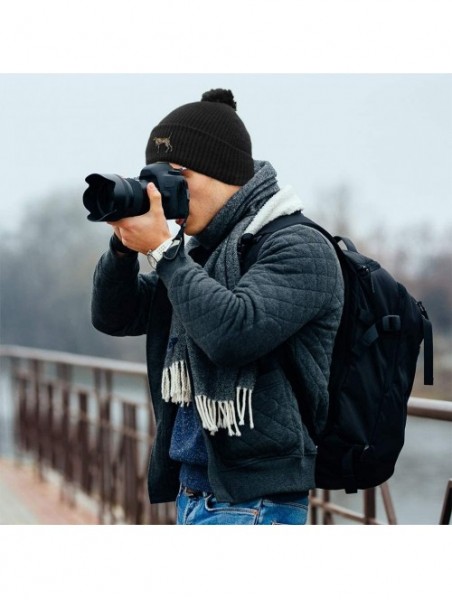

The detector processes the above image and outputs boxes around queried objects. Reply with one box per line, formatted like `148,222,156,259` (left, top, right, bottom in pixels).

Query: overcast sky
1,73,451,237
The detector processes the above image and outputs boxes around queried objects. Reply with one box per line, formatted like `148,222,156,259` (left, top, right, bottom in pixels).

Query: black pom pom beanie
145,89,254,185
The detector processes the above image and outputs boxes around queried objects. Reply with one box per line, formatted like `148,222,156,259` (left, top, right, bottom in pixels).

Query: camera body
83,162,190,222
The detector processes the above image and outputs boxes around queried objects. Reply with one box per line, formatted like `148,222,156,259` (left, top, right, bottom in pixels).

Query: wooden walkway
0,458,98,525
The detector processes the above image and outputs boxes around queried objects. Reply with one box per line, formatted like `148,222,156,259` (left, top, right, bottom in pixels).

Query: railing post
77,390,91,494
309,489,318,524
45,381,57,470
364,488,377,524
439,479,452,525
380,482,397,524
58,362,75,506
123,403,140,524
31,359,44,480
94,367,113,524
16,362,30,456
323,489,334,524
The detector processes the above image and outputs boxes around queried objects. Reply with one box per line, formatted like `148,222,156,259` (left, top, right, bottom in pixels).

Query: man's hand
108,183,172,254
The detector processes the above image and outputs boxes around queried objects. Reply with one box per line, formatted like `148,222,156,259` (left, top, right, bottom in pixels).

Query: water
387,416,451,524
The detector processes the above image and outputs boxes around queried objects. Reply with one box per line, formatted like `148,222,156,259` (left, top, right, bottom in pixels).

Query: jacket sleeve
156,225,343,367
91,247,158,337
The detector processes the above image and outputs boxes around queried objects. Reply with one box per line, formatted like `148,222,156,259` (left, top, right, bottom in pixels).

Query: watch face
146,252,158,269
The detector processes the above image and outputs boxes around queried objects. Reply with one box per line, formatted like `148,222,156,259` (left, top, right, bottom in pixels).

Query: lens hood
83,162,189,222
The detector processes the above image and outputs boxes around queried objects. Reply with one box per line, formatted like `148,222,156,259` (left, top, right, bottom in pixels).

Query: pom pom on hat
201,89,237,110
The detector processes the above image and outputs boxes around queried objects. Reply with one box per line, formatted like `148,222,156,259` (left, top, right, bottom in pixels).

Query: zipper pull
359,265,375,293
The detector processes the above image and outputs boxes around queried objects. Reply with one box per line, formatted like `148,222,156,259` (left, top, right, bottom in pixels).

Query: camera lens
83,174,148,221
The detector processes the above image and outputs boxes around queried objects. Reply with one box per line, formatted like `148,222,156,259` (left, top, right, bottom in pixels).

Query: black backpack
239,213,434,493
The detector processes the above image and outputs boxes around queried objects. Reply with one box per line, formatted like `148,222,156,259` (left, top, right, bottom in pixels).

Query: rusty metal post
16,372,29,455
10,357,24,460
77,390,91,494
309,489,318,524
379,482,397,524
323,489,334,524
439,479,452,525
58,363,75,506
94,367,113,524
363,488,377,524
30,359,44,480
98,397,112,523
46,382,57,470
123,403,139,523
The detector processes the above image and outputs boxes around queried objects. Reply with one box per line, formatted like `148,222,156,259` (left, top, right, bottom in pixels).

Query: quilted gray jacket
91,201,344,504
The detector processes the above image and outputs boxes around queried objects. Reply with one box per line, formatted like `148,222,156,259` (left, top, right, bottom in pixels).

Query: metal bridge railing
1,345,451,525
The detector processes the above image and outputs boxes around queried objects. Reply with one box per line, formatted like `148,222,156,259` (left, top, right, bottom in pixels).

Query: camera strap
163,221,187,261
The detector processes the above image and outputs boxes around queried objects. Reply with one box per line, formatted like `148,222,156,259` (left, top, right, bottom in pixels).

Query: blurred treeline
0,190,148,363
1,186,451,400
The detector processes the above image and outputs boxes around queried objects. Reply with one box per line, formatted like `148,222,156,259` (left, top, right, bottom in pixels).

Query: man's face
170,163,240,236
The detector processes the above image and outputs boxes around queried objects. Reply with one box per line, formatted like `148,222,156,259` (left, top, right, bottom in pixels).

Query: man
91,89,344,525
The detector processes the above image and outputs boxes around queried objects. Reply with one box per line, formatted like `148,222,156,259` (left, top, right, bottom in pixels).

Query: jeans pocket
260,496,309,525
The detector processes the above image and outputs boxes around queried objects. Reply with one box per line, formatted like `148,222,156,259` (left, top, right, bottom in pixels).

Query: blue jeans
176,487,309,525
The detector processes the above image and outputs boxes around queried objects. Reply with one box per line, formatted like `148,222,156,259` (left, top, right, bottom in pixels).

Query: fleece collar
244,185,304,237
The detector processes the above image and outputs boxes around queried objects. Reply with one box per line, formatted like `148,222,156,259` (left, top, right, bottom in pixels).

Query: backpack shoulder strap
238,212,341,274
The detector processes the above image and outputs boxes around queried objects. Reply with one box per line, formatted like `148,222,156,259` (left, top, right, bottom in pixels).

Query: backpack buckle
381,315,401,332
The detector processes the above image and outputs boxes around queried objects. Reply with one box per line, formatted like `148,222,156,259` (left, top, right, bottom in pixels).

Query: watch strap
146,237,173,267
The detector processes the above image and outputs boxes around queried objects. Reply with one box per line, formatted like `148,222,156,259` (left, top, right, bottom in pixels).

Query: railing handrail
0,344,147,376
2,344,451,421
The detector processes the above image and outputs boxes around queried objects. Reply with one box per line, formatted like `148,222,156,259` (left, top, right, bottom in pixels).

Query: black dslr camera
83,162,190,222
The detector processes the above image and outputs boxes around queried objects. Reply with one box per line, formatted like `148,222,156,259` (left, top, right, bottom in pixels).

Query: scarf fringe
195,387,254,437
161,360,192,407
162,360,254,437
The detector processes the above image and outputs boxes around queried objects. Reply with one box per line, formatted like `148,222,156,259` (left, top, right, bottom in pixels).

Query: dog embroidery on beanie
153,136,173,153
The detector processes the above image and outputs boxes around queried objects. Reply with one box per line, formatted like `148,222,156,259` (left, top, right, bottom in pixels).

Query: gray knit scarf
161,161,304,437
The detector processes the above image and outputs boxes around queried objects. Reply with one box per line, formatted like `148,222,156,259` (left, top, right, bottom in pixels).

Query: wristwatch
146,238,174,270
